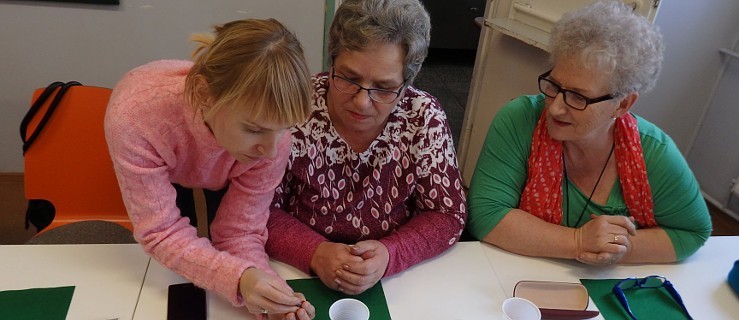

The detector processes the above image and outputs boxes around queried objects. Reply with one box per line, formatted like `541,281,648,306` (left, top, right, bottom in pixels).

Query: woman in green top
467,0,711,265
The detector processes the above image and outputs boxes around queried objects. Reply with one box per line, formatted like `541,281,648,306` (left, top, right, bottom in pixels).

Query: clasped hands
574,214,637,266
310,240,390,295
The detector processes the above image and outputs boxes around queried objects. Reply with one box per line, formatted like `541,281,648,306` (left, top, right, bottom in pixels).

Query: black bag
19,81,82,231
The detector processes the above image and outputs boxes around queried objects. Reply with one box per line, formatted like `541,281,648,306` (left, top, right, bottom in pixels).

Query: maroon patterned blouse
266,73,467,276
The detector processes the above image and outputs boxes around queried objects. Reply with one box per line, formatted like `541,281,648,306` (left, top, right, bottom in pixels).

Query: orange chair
22,83,132,235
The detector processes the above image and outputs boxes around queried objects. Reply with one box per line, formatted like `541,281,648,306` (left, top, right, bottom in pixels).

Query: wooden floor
0,173,35,244
710,201,739,235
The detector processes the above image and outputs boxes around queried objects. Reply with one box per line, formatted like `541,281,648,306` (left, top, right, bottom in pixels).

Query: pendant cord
563,142,615,227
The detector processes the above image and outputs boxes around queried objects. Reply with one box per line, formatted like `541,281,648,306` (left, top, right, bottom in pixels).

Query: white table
134,241,509,319
134,257,311,319
383,241,507,319
4,237,734,319
0,244,149,320
481,236,739,319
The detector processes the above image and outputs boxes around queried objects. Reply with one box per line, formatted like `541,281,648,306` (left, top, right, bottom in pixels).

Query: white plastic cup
502,297,541,320
328,298,370,320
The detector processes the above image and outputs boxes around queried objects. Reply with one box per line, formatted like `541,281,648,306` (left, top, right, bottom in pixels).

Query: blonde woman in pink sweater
105,19,314,319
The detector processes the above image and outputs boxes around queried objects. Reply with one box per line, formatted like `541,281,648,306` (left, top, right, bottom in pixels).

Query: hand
575,214,636,266
239,267,302,316
334,240,389,295
310,242,363,292
265,293,316,320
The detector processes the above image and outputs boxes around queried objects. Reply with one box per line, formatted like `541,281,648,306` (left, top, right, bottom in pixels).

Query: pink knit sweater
104,60,290,306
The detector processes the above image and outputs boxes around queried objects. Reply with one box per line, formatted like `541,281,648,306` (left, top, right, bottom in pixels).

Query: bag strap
20,81,82,154
19,81,64,144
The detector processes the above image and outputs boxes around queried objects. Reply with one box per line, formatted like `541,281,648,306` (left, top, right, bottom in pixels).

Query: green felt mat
288,278,391,320
0,286,75,320
580,279,691,320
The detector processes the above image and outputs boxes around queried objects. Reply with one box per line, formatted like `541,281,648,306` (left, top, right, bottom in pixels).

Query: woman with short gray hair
468,0,711,266
267,0,468,295
327,0,431,84
548,0,664,95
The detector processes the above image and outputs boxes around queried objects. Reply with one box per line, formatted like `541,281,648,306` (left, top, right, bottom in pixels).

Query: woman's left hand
333,240,389,295
577,234,633,266
576,214,636,266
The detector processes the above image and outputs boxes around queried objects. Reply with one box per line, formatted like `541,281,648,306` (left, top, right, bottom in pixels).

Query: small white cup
502,297,541,320
329,298,370,320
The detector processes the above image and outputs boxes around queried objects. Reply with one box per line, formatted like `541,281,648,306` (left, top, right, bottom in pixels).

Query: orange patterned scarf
518,111,657,227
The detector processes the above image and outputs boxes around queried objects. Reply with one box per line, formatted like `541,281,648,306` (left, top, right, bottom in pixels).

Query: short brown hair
184,18,311,125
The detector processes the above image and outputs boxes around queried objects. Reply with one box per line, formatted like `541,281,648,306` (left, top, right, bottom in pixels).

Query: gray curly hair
328,0,431,84
549,0,664,95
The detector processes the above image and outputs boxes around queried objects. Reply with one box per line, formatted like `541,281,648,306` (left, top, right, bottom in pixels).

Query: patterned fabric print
614,114,657,227
519,111,656,227
519,110,564,224
273,74,467,243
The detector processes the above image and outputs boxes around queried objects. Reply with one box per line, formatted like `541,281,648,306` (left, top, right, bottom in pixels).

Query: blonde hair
184,18,312,125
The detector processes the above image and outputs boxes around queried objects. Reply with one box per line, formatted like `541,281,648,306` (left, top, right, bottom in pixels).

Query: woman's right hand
310,242,363,292
265,293,316,320
239,267,303,316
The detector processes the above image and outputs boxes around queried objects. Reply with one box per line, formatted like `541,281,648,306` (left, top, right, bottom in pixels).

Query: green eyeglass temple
612,275,693,320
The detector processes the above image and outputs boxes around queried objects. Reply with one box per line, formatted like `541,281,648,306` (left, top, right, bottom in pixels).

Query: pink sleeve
265,207,328,274
209,138,292,276
106,137,251,306
378,212,463,276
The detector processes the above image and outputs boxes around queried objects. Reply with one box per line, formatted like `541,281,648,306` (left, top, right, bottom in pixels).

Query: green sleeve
638,117,712,260
467,95,544,239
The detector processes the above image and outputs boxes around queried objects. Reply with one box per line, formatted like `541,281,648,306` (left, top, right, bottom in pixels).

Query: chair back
22,84,132,234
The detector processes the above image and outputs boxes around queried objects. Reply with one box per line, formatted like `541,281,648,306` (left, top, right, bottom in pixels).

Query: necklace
563,143,615,227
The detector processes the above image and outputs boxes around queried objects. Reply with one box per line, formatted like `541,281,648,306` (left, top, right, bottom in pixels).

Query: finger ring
260,309,269,314
613,235,619,243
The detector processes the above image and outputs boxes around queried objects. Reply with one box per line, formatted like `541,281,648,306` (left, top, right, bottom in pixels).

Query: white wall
634,0,739,153
637,0,739,218
0,0,325,173
687,50,739,216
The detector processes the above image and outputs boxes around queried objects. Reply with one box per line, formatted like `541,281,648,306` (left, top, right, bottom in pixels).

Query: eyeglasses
538,70,614,110
612,275,693,320
330,65,406,104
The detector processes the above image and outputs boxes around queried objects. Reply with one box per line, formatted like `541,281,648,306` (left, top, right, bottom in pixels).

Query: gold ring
613,235,619,243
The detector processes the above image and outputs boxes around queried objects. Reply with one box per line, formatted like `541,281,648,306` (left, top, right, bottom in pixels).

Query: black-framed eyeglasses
330,65,407,104
612,275,693,320
538,70,614,110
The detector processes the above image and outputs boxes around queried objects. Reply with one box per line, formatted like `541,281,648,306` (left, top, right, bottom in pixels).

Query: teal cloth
729,260,739,295
580,279,690,320
288,278,391,319
0,286,75,320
